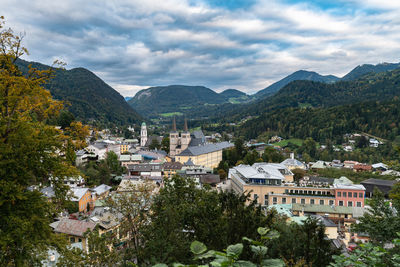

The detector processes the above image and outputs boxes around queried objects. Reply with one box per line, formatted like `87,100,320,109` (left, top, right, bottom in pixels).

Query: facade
119,154,143,167
169,118,191,157
228,163,365,208
140,122,148,147
162,162,183,178
71,188,93,212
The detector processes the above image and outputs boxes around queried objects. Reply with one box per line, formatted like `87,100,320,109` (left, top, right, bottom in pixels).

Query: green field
274,138,304,147
160,112,183,117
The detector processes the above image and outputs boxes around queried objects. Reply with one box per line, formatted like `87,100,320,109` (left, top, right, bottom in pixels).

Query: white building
140,122,148,147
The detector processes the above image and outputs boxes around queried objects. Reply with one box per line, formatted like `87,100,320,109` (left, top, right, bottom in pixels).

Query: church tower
181,118,191,151
140,122,147,147
169,117,179,157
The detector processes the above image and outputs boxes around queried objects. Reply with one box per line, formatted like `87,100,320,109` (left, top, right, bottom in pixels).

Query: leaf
190,241,207,255
226,243,243,257
261,259,285,267
250,245,268,256
153,264,168,267
257,227,269,236
233,260,257,267
266,230,280,240
196,250,217,259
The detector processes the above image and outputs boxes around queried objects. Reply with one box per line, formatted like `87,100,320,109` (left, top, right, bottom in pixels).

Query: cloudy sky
2,0,400,96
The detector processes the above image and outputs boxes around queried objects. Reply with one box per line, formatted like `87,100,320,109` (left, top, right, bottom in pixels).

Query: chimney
290,153,294,160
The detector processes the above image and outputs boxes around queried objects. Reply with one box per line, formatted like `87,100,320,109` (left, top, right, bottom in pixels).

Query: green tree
353,188,399,244
292,168,306,183
161,136,170,153
149,138,161,150
262,146,284,163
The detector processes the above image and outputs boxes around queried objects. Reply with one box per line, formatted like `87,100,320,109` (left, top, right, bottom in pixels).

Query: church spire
172,117,177,132
184,118,188,132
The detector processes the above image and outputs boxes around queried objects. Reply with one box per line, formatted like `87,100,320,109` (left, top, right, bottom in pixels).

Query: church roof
177,142,233,156
141,122,146,126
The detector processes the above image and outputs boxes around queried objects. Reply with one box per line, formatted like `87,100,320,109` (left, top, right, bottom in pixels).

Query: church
170,118,233,168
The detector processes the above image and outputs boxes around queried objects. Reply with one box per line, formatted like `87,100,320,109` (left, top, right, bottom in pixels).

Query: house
281,153,307,170
360,178,398,198
310,215,338,239
86,143,108,160
71,188,93,212
299,176,334,187
51,219,96,252
127,163,162,178
343,146,353,152
75,150,97,166
162,162,183,178
343,161,359,169
334,184,366,207
369,138,380,148
89,207,126,243
91,184,112,200
353,164,372,172
330,160,344,168
119,154,143,167
310,161,328,170
371,163,388,172
63,176,85,188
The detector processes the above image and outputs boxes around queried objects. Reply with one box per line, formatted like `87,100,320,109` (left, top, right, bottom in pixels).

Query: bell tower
181,118,191,151
140,122,147,147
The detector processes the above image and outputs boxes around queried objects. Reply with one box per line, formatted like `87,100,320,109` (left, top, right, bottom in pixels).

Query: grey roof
184,158,195,166
71,188,89,201
92,184,111,195
127,163,162,172
200,174,220,184
53,219,96,237
281,158,306,167
304,176,334,184
310,215,337,227
178,142,233,156
361,178,397,186
162,162,183,170
40,186,55,198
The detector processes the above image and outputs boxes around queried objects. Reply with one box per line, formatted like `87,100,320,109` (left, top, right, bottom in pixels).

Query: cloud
2,0,400,96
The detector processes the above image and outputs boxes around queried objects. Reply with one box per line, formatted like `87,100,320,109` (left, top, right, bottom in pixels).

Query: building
281,153,307,170
51,219,96,252
162,162,183,178
140,122,147,147
169,118,234,168
119,154,143,167
86,143,108,160
175,142,233,168
360,178,398,198
71,188,93,212
334,184,365,207
91,184,112,200
228,163,365,208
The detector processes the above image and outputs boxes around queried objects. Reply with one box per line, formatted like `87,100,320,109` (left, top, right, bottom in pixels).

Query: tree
141,176,279,265
262,146,284,163
353,188,399,244
292,168,306,183
356,136,369,149
0,17,85,265
149,138,161,150
161,136,170,153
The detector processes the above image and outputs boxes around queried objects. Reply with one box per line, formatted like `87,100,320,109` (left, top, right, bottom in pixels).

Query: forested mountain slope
16,59,142,125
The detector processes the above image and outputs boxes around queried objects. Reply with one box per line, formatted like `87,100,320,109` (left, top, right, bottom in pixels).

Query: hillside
342,62,400,81
254,70,339,98
219,89,247,98
16,59,142,125
128,85,251,118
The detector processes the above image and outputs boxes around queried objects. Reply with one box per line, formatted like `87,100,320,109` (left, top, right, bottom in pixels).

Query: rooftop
177,142,233,156
92,184,112,195
71,188,89,201
292,203,353,214
53,219,96,237
360,178,397,186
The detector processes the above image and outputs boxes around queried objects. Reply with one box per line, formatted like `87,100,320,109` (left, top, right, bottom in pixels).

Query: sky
2,0,400,96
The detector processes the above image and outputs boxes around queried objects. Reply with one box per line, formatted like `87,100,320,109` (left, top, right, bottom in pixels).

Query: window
348,201,353,207
348,192,352,198
337,192,341,197
292,198,296,204
273,197,277,204
320,200,324,205
354,193,357,198
264,199,268,205
357,202,362,207
285,189,289,193
329,200,334,206
343,192,347,197
254,194,258,200
310,199,315,205
70,237,75,243
339,201,344,206
282,197,287,204
78,238,82,242
301,199,305,204
359,193,363,198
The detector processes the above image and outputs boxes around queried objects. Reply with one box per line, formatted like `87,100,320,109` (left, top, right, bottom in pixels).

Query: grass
160,112,183,117
274,138,304,147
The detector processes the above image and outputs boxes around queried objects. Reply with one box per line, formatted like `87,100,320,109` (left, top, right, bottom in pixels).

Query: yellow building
120,143,130,154
175,142,233,169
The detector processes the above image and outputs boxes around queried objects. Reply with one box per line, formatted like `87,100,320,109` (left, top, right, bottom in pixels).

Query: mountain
254,70,339,98
342,62,400,81
219,89,247,98
226,68,400,140
16,59,142,125
128,85,250,118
